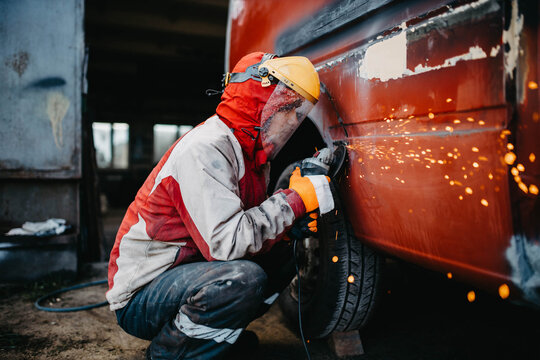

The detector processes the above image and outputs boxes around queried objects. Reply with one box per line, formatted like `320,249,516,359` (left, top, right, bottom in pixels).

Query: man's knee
181,260,267,327
197,260,266,307
226,260,267,298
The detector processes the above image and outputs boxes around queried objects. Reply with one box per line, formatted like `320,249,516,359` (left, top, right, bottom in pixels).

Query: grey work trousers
115,242,295,360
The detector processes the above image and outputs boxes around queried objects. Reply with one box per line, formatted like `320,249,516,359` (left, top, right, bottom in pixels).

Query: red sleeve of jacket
275,188,306,218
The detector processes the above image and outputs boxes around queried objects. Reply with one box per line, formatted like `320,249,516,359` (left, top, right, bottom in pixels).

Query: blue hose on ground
34,279,108,312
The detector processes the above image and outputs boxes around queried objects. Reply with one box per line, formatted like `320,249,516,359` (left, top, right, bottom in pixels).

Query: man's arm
167,135,305,261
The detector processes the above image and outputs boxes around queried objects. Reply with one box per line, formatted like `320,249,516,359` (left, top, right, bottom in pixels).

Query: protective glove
288,212,318,240
288,167,334,214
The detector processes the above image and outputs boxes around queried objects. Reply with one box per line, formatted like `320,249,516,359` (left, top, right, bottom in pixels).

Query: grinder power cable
289,143,347,359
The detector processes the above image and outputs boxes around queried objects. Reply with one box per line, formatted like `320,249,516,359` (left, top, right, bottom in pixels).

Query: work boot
145,346,152,360
146,330,259,359
224,330,259,359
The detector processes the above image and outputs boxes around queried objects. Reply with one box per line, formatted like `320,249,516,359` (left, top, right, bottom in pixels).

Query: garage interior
2,1,540,359
84,0,323,259
84,0,228,257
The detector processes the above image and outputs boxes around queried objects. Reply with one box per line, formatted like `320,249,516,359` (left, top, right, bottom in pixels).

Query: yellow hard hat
258,56,320,104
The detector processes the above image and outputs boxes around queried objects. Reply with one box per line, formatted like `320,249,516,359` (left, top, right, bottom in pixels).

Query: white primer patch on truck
490,45,501,57
357,35,489,81
355,0,500,82
502,0,523,79
358,23,407,82
406,46,488,76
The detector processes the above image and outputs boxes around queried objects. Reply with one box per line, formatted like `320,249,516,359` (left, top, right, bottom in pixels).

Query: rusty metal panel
310,0,517,294
0,0,84,179
0,180,80,281
0,182,79,227
0,234,77,282
227,0,540,304
0,0,83,280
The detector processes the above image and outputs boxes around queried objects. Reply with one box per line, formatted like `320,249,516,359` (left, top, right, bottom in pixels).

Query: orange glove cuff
289,167,319,213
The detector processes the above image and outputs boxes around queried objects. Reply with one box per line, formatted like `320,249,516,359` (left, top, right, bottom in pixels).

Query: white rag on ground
5,218,68,236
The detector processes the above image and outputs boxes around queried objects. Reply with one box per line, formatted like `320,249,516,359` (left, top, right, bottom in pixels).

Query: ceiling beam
174,0,229,9
87,39,224,63
86,24,225,49
86,8,227,38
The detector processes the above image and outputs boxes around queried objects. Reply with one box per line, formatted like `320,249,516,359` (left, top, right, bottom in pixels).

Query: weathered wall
0,0,83,178
0,0,84,280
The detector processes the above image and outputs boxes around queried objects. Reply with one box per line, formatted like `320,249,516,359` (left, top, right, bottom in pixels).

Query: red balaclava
216,52,277,167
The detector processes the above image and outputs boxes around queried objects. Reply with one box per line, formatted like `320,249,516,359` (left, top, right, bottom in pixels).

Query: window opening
153,124,193,163
92,122,129,169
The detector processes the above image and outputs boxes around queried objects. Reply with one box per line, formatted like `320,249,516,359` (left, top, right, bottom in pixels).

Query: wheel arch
268,118,326,193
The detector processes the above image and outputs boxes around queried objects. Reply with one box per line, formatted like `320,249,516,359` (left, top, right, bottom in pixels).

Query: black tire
276,163,382,339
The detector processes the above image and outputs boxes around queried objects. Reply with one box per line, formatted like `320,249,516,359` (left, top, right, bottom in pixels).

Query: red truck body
226,0,540,306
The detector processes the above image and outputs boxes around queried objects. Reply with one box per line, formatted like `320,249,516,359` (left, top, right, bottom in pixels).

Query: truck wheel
275,163,382,339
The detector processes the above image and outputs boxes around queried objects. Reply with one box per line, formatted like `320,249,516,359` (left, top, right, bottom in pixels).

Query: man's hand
287,212,318,240
289,167,334,214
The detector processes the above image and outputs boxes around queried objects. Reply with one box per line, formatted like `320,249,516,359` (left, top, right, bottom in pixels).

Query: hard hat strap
225,53,276,86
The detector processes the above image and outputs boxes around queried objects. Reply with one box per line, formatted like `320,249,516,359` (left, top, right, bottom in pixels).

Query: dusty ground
0,262,335,360
0,264,146,360
1,261,539,360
